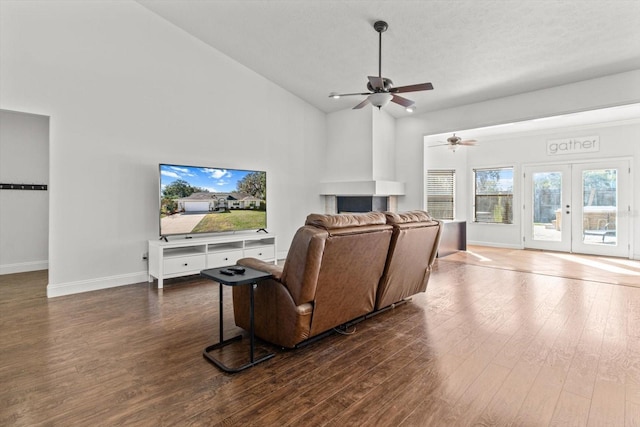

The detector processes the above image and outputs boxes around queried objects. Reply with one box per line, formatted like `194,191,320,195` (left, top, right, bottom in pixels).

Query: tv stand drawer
244,246,275,261
207,250,243,268
164,255,206,275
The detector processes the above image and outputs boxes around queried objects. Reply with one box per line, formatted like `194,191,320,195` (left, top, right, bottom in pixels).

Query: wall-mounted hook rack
0,183,48,191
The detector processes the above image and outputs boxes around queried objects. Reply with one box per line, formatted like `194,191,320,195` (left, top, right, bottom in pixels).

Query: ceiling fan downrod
374,21,388,80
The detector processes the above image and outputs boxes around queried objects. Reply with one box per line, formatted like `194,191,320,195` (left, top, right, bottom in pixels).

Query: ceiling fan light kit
328,20,433,112
369,92,393,108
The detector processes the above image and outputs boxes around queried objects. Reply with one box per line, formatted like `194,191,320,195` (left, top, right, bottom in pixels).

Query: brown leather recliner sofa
232,210,442,348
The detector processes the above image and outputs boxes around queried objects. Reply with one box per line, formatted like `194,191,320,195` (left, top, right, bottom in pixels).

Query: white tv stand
148,233,277,288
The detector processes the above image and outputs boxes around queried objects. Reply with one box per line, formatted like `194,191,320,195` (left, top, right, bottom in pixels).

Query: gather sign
546,135,599,156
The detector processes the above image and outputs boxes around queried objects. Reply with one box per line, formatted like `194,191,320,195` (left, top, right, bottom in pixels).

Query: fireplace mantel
319,180,404,197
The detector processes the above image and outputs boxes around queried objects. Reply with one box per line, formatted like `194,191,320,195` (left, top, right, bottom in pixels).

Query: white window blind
426,170,455,220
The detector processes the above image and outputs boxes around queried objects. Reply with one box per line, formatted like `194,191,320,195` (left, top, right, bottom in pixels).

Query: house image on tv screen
177,192,262,213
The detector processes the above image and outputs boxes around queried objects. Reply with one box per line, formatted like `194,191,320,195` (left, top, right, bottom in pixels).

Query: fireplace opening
337,196,388,213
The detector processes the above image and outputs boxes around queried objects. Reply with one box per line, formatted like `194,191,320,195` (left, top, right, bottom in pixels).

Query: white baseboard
47,271,148,298
466,241,523,250
0,260,48,275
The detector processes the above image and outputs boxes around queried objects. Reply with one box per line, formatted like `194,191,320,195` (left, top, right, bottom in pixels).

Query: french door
523,160,631,257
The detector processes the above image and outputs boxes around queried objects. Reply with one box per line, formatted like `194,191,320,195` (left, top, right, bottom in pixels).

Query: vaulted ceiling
137,0,640,118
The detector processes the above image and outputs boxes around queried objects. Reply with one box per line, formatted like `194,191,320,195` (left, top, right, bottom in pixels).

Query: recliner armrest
237,257,283,280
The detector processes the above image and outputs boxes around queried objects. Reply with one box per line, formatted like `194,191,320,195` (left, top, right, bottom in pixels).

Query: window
426,169,455,220
474,167,514,224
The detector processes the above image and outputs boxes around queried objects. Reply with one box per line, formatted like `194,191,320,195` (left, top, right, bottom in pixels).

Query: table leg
250,283,255,363
219,282,223,342
203,280,274,373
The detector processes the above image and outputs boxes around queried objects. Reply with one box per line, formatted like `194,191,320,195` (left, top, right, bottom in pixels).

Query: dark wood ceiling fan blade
390,94,414,107
368,76,384,90
330,92,371,97
390,82,434,93
353,98,370,109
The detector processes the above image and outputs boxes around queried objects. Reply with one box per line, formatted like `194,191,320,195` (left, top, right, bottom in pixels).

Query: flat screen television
159,163,266,237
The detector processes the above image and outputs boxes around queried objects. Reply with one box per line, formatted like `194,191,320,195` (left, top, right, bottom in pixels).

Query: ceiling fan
329,20,434,111
429,134,478,152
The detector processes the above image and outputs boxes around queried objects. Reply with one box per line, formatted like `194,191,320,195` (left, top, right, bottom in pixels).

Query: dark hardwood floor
1,251,639,426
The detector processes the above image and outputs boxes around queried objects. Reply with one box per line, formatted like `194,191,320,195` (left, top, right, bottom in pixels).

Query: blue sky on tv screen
160,164,254,194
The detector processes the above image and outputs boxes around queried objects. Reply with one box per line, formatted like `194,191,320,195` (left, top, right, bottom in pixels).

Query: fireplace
324,194,397,214
320,180,403,214
337,196,388,213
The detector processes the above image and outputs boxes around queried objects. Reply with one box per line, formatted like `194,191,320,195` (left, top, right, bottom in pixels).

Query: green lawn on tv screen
191,210,266,233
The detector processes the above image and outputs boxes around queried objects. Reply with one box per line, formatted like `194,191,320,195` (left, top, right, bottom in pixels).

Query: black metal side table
200,266,274,373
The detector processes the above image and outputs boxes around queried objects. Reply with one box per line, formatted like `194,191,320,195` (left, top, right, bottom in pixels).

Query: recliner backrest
281,212,393,336
376,210,442,310
279,226,327,305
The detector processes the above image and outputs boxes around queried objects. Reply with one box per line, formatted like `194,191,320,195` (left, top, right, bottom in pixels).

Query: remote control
229,267,245,274
219,269,234,276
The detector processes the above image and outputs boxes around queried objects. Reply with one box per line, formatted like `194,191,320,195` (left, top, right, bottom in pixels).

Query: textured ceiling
136,0,640,118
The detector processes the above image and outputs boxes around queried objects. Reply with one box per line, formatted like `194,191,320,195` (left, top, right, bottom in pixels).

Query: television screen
159,164,266,237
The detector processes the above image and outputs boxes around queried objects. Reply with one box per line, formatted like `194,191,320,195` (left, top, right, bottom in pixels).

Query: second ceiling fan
429,134,478,152
329,20,434,110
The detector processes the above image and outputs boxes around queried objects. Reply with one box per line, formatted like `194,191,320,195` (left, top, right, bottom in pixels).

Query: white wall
0,1,326,296
397,70,640,208
0,110,49,274
325,107,396,183
426,119,640,250
325,107,373,182
372,108,396,181
397,70,640,257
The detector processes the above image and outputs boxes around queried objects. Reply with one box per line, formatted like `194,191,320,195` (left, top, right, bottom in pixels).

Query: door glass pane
532,172,562,241
582,169,617,245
